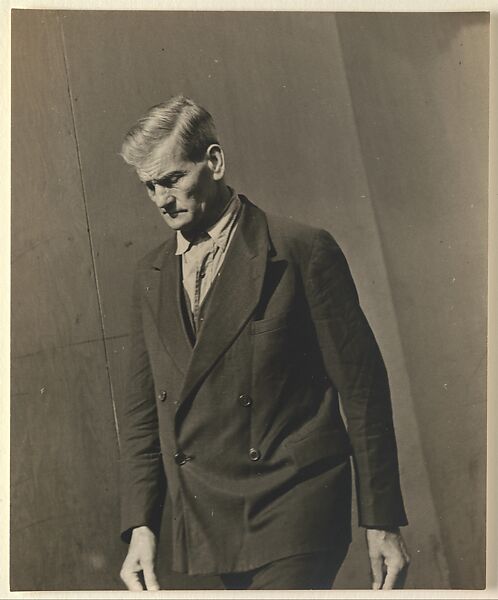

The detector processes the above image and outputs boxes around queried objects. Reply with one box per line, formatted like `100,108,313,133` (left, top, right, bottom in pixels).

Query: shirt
176,189,241,329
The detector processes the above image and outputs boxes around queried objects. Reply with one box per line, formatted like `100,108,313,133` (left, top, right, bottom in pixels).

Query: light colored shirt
176,189,241,328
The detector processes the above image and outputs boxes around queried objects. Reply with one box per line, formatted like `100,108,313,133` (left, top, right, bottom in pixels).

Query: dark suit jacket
117,196,407,575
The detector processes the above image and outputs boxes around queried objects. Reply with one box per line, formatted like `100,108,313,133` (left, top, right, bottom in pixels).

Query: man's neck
207,183,232,227
183,183,233,243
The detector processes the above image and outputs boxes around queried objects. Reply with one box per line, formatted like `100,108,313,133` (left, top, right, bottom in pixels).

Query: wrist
131,525,155,538
366,527,401,542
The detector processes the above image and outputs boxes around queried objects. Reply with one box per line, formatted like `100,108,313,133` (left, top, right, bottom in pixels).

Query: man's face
137,135,221,234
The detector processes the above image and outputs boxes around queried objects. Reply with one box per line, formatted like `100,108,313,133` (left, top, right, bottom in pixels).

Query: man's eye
160,176,181,187
145,173,184,191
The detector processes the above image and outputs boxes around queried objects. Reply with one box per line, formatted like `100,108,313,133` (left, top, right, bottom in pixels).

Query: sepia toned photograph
10,9,489,591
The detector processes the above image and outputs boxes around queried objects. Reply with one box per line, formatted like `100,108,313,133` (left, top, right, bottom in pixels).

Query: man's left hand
366,528,410,589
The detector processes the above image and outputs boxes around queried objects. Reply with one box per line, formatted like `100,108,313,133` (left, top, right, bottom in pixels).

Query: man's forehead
138,135,187,180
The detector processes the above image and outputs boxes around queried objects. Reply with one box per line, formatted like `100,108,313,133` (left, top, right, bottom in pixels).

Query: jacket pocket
284,426,352,470
250,313,290,335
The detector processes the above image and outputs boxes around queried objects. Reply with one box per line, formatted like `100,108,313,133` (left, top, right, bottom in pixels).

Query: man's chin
162,213,192,231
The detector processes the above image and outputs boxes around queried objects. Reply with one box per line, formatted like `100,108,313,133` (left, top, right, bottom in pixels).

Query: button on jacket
117,196,407,576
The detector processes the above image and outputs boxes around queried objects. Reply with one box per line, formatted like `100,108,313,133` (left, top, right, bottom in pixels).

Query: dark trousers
220,545,349,590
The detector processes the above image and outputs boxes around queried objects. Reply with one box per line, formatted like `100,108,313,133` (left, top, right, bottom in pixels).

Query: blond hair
121,95,219,169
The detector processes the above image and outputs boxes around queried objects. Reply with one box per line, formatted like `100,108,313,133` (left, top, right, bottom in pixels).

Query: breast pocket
250,313,291,335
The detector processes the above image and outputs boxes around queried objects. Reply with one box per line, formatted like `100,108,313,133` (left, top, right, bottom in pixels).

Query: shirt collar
175,230,191,255
175,188,241,255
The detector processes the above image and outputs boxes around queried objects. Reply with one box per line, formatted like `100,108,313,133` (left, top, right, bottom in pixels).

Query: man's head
121,96,230,235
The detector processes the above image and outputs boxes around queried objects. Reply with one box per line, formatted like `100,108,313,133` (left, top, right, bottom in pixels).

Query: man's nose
153,186,174,208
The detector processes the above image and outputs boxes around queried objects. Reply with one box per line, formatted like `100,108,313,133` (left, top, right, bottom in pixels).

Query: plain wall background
11,10,488,590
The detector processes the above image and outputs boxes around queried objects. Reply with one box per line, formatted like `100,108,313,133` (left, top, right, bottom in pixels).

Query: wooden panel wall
58,10,444,589
336,13,488,588
11,12,122,590
11,10,487,590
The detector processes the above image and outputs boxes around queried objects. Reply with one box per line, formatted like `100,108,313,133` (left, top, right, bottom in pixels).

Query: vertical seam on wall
333,14,451,585
58,17,121,451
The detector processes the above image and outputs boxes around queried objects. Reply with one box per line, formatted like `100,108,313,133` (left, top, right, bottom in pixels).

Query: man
117,95,410,591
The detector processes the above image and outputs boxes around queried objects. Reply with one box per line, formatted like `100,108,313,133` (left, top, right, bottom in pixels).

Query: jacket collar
145,196,271,410
178,196,270,409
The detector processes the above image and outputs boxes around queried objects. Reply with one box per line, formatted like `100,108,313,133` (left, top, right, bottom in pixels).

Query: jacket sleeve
116,266,166,543
304,228,408,528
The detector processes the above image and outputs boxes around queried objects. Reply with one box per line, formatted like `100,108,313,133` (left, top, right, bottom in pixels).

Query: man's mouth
162,209,187,217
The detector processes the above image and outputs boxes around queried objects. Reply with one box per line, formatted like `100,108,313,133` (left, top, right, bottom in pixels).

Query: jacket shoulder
264,210,340,262
135,238,174,271
265,211,322,240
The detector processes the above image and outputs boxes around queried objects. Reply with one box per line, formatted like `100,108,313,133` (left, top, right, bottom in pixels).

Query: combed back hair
120,95,219,169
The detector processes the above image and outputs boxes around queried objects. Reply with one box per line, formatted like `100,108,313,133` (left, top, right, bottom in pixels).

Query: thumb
382,564,398,590
370,555,384,590
142,561,160,591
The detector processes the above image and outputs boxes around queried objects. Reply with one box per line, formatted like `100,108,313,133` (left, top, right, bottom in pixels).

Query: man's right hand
120,525,160,591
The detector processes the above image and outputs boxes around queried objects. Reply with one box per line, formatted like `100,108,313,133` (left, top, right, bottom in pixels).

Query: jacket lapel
177,198,270,409
143,237,193,376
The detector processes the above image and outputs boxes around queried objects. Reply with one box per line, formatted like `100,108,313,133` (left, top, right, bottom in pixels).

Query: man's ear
206,144,225,181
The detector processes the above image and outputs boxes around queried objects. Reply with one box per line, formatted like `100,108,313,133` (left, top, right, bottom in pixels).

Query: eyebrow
145,170,187,186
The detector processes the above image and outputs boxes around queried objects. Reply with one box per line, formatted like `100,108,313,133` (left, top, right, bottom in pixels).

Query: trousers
219,545,350,590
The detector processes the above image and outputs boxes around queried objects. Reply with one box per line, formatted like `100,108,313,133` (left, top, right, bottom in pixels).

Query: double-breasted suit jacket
117,196,407,575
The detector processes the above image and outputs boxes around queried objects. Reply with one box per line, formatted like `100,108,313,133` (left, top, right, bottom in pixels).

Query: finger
401,544,411,565
121,569,144,592
143,563,160,591
382,562,402,590
369,555,384,590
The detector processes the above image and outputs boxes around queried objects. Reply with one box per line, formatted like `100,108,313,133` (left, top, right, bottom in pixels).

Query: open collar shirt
175,189,242,326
